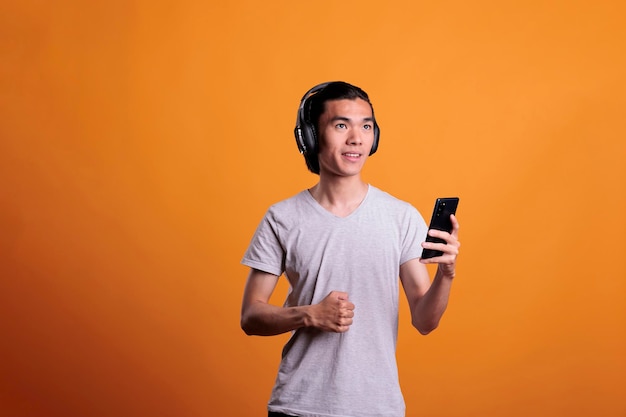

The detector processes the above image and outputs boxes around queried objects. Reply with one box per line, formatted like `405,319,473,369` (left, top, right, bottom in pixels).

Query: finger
341,309,355,318
427,228,459,247
450,214,460,237
336,291,349,301
427,228,448,240
333,317,353,332
336,325,350,333
434,241,459,256
339,317,353,327
420,251,454,264
420,243,458,262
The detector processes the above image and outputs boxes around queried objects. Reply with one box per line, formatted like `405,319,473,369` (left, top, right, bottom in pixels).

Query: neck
309,174,369,217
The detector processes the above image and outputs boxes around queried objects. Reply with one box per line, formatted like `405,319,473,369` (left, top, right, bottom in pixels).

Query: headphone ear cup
300,120,317,156
294,106,318,171
295,83,330,174
369,122,380,155
294,107,320,174
295,82,332,153
300,122,319,173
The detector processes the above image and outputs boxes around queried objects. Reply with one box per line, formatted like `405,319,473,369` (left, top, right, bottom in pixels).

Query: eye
336,123,347,129
363,124,372,130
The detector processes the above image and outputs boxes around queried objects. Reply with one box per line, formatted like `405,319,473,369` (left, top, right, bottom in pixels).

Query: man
241,81,460,417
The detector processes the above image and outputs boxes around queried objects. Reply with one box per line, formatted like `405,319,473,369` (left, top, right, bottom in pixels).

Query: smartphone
421,197,459,259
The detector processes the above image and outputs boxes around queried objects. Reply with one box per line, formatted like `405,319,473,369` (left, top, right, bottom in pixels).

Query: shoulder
263,189,315,225
267,189,309,212
367,186,427,232
368,185,419,213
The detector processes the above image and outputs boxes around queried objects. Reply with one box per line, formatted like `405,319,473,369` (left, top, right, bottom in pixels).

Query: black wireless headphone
294,82,380,174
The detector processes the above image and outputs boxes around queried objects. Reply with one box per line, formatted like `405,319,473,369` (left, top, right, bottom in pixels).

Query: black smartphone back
421,197,459,259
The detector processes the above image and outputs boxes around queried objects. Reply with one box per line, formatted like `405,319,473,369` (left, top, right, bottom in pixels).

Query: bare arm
400,214,460,335
240,268,355,336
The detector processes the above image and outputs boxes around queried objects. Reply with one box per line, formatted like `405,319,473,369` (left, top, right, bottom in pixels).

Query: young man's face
316,98,376,178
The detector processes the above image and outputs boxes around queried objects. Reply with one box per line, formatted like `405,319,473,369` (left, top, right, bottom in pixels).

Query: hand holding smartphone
421,197,459,259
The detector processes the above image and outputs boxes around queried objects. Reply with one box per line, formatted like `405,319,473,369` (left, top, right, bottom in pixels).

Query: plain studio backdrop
1,1,624,416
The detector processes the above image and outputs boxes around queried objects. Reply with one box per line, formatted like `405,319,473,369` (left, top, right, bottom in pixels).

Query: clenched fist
308,291,355,333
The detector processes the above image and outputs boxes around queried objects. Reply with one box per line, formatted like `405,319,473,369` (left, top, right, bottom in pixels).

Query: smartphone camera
437,202,445,217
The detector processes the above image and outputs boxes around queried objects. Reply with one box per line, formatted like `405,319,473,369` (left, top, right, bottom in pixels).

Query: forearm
411,268,454,335
241,301,312,336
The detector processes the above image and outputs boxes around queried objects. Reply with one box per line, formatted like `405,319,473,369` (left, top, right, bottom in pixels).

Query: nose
347,128,363,145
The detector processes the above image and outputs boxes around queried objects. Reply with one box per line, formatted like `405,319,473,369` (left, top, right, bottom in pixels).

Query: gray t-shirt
242,185,428,417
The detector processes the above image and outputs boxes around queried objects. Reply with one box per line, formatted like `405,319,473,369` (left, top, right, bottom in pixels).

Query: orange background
1,1,624,416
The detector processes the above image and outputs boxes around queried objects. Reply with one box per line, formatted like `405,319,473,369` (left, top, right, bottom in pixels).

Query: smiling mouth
343,153,361,158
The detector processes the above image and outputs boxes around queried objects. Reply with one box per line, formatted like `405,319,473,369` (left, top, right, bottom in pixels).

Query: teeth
344,153,360,157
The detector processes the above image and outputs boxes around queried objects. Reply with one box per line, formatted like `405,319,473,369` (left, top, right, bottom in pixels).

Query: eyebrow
330,116,375,123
